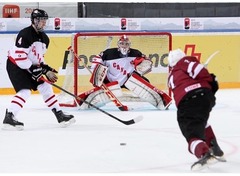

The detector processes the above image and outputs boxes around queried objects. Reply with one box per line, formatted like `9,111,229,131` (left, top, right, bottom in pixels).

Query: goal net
58,32,172,107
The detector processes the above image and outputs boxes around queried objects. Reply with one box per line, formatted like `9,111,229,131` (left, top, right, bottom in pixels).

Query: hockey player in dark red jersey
2,9,75,130
167,49,226,170
77,35,172,110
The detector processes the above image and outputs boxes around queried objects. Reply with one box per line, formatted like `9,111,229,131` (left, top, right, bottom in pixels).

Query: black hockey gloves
29,63,58,83
29,65,43,81
40,63,58,83
210,73,219,94
40,63,58,74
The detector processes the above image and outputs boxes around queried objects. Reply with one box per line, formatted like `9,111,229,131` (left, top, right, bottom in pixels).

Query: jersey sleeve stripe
187,61,204,79
192,64,204,79
15,50,27,54
15,57,28,61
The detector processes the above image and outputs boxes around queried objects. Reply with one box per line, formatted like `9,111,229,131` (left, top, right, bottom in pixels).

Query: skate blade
59,118,76,128
191,157,218,171
215,155,227,162
2,124,24,131
191,162,209,171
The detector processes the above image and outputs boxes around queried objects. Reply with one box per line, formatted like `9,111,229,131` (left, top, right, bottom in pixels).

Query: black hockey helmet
31,9,48,24
31,9,48,32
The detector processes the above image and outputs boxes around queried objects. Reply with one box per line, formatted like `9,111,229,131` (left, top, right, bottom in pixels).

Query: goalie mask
168,49,186,67
31,9,49,32
117,35,131,56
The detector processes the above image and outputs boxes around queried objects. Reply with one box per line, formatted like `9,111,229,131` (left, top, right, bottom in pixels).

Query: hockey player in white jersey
2,9,75,130
77,35,172,110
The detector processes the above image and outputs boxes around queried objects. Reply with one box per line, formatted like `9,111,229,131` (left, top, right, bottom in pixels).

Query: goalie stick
41,77,143,125
105,36,113,49
68,46,130,111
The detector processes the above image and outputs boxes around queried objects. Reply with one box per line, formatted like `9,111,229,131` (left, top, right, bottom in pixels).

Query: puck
120,143,126,146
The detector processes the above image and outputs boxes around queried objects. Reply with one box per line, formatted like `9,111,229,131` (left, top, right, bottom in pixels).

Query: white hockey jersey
8,25,49,69
92,48,143,86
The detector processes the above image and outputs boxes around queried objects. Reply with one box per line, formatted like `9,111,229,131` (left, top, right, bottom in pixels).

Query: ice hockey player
2,9,75,131
167,48,226,170
77,35,172,110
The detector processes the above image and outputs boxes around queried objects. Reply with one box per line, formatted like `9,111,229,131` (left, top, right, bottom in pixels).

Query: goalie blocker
89,63,108,87
77,72,172,110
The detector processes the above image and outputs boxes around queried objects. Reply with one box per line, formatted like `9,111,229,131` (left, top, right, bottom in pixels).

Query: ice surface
0,89,239,174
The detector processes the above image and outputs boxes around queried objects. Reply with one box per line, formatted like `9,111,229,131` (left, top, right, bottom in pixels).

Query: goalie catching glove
132,56,152,75
90,64,108,87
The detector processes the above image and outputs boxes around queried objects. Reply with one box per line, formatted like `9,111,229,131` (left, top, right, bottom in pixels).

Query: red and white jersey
168,56,212,107
8,25,49,69
92,48,143,86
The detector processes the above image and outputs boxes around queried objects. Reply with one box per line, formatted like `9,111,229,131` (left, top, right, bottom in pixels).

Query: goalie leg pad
77,81,123,109
125,73,172,110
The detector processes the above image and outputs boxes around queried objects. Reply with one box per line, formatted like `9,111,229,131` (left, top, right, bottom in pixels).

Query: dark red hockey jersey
168,56,212,107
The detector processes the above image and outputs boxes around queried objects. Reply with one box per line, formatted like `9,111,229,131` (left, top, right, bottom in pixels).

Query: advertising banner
1,17,240,94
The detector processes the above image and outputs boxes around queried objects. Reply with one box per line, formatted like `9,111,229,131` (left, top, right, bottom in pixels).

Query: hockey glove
29,65,43,81
40,63,58,83
210,73,219,94
40,63,58,74
45,71,58,83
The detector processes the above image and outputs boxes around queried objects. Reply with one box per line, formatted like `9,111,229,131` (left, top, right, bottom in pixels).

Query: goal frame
72,31,172,99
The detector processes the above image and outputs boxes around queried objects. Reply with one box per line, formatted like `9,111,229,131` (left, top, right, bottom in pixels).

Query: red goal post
58,31,172,107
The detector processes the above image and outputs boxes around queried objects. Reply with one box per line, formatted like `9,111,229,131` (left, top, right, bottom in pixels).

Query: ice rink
0,89,239,174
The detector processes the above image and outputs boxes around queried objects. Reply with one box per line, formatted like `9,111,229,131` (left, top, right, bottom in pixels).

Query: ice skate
210,138,226,162
2,109,24,131
191,151,217,171
52,108,76,127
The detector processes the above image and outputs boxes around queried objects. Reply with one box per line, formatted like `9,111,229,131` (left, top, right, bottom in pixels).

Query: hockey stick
105,36,113,49
68,46,130,111
204,51,219,68
41,77,143,125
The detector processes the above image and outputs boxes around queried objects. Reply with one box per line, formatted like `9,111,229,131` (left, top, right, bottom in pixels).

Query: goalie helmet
168,49,186,67
117,35,131,56
31,9,48,32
